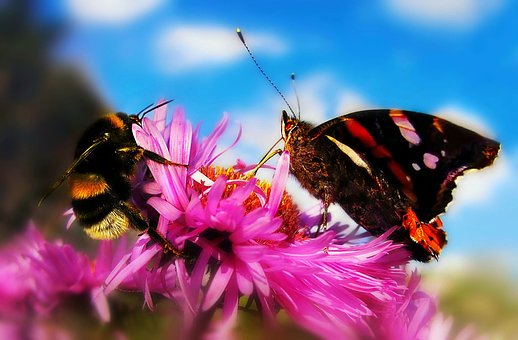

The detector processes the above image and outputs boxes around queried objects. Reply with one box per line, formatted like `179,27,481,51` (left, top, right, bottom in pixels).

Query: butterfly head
281,110,300,143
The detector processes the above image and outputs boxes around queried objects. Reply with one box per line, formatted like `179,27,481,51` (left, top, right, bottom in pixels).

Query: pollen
198,166,306,241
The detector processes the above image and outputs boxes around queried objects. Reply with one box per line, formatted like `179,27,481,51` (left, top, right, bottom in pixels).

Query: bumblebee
41,101,183,255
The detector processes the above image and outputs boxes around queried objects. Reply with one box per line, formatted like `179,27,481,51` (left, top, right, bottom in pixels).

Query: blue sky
40,1,517,271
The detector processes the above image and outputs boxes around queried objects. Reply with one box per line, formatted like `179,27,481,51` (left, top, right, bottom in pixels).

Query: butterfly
235,28,500,261
280,108,500,261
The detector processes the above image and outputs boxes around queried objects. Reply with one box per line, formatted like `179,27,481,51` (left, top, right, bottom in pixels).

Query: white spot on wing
412,163,421,171
390,112,421,145
423,153,440,169
325,135,372,175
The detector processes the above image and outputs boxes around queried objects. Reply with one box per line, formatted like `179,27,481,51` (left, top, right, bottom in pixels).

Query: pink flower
0,224,114,322
0,103,470,338
103,104,420,337
366,271,437,339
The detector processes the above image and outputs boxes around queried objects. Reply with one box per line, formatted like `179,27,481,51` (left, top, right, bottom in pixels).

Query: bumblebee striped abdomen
70,172,130,239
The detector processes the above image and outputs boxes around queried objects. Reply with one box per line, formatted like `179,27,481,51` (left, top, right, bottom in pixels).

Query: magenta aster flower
0,103,467,338
100,104,426,338
0,224,116,323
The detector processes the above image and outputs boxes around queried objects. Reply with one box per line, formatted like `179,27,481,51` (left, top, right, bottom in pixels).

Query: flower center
198,166,307,241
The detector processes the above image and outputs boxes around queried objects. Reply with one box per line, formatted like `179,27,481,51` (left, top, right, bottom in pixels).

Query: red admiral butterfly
282,109,500,261
236,28,500,261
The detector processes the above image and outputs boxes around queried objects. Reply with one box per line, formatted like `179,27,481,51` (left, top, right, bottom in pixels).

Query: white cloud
233,71,372,160
336,90,371,114
448,152,508,213
436,105,497,137
287,72,371,124
66,0,164,24
384,0,504,29
154,25,286,73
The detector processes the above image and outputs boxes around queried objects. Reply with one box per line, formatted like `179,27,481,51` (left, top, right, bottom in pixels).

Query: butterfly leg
316,186,332,235
118,201,183,257
401,208,447,260
251,148,283,176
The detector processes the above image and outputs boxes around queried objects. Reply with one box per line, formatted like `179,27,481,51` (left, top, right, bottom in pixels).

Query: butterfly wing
309,109,500,221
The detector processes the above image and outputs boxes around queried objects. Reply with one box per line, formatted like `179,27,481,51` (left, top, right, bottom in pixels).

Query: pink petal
90,286,110,322
147,197,183,221
142,117,173,160
93,241,113,278
235,260,254,295
193,114,229,168
169,107,192,176
187,248,212,309
152,99,169,131
206,122,242,166
266,151,290,216
104,247,159,294
136,120,189,209
202,259,234,311
63,208,76,230
175,260,196,315
220,278,239,330
231,210,282,242
248,261,270,297
228,177,256,203
206,176,227,213
143,278,154,310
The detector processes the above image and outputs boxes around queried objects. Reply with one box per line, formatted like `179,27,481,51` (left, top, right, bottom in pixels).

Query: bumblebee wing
38,135,109,206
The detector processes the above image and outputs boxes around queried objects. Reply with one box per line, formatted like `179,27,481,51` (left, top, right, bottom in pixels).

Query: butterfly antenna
138,99,174,119
291,73,301,120
236,28,296,117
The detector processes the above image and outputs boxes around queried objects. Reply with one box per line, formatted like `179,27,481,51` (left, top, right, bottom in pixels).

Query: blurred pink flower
0,224,115,323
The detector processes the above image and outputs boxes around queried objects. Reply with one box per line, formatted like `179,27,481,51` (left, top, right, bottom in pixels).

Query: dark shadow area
0,0,108,242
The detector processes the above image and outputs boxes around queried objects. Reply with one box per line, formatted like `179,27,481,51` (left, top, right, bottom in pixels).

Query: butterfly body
282,109,500,261
286,119,404,230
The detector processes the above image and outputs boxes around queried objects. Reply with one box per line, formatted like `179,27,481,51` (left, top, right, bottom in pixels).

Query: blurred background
1,0,517,338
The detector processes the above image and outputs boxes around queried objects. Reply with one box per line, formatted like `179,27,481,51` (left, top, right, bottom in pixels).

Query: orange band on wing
402,208,447,258
70,174,110,199
433,117,444,133
345,117,416,200
345,119,377,148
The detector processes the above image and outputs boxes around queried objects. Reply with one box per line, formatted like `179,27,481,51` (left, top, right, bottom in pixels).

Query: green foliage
423,260,518,339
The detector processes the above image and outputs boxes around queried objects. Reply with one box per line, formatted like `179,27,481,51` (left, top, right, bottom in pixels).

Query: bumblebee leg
118,201,182,257
142,149,187,167
115,146,187,166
